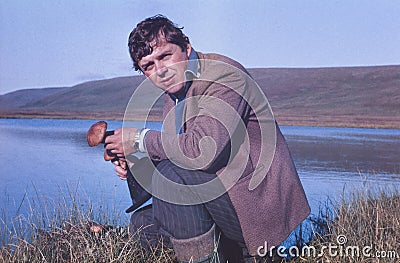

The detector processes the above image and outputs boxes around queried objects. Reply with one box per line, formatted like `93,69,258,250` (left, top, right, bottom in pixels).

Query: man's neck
169,48,199,101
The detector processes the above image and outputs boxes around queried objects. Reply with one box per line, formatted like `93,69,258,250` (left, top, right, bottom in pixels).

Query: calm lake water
1,118,399,225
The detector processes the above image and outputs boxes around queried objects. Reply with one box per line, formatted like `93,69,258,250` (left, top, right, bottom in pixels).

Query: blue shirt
140,48,200,152
168,48,200,133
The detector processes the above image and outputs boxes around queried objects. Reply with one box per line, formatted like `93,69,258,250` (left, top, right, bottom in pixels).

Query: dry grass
289,186,400,262
1,186,399,262
0,190,175,263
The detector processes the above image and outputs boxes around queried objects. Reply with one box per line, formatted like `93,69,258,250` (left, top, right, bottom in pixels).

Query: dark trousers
130,160,248,260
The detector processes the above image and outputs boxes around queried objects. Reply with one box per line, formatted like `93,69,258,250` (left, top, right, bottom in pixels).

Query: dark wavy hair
128,15,190,72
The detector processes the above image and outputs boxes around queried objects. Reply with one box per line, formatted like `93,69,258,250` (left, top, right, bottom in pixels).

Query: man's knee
129,205,153,235
154,160,217,184
129,205,172,249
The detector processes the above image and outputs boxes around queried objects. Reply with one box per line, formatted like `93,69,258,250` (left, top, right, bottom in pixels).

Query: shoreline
0,110,399,129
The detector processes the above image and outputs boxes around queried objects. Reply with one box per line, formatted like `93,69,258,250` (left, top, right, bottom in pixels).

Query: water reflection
281,126,400,213
1,120,399,219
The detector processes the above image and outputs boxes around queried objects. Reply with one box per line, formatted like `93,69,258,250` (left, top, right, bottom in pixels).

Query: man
105,15,310,262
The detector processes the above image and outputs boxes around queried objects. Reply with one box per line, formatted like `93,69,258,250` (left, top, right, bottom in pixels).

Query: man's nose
155,61,167,76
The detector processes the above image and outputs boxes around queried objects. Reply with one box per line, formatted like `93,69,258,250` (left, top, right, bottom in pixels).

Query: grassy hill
1,65,399,128
0,87,66,109
247,66,400,128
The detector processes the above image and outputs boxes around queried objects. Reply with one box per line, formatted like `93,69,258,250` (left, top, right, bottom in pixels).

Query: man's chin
165,83,185,94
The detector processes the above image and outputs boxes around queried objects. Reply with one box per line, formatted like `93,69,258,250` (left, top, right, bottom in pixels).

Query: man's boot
170,224,226,263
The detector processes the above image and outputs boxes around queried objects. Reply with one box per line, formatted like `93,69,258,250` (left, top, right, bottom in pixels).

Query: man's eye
144,64,154,71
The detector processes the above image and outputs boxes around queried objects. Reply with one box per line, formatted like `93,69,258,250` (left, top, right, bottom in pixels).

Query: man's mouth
161,75,174,85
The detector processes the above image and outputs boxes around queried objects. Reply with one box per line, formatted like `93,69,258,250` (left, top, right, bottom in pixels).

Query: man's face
138,39,191,94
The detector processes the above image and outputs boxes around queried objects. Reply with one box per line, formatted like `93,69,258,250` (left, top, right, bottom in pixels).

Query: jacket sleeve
144,71,251,171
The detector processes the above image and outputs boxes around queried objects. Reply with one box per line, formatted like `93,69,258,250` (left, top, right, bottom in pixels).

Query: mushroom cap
90,224,103,233
87,121,107,147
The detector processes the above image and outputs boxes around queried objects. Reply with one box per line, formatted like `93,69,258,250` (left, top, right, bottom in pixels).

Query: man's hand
105,128,137,157
112,160,128,180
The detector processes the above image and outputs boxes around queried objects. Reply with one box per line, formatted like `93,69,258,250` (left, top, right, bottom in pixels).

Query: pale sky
1,0,399,94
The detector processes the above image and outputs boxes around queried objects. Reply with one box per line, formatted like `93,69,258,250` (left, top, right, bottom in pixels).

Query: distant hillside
22,76,146,112
0,65,399,128
0,87,65,109
247,66,400,128
249,66,400,115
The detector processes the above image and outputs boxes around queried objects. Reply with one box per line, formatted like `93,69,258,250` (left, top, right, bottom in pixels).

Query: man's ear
186,44,192,58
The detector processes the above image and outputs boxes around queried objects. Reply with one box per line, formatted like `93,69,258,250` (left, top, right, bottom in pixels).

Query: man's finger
105,142,115,150
115,168,127,175
115,165,128,180
104,134,114,144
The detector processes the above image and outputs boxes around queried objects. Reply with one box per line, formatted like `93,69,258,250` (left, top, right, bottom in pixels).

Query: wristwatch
133,128,142,152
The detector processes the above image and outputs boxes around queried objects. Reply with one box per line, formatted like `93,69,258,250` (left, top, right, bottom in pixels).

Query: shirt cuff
138,128,150,152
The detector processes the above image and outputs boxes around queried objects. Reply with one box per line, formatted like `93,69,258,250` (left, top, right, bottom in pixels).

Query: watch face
133,128,142,152
134,141,140,152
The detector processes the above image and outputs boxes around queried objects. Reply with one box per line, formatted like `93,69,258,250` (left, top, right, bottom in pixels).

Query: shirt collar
185,48,200,80
169,48,200,101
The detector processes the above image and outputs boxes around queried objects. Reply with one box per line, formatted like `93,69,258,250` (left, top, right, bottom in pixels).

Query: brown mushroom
87,121,108,147
90,224,103,234
87,121,127,169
